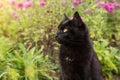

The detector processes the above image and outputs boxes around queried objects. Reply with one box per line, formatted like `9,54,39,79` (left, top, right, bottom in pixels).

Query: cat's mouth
56,36,84,46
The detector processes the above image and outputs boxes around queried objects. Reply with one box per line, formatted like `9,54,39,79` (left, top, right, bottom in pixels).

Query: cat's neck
62,38,92,48
60,40,93,50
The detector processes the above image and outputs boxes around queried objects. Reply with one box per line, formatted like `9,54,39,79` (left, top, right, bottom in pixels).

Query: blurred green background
0,0,120,80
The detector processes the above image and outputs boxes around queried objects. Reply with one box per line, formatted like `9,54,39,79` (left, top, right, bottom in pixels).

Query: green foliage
94,40,120,79
0,43,57,80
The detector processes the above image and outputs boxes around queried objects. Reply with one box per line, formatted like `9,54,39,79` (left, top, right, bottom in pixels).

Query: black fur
55,12,104,80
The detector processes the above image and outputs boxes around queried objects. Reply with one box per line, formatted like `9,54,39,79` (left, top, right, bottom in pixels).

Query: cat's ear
58,13,69,28
60,13,70,25
63,13,69,21
73,12,83,25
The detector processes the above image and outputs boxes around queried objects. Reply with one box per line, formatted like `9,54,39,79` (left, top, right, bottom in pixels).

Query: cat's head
56,12,89,46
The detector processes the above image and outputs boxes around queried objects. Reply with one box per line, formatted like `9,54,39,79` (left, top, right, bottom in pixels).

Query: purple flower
114,3,120,8
17,2,24,9
39,1,46,7
24,1,33,8
102,3,115,13
12,12,18,19
72,0,79,6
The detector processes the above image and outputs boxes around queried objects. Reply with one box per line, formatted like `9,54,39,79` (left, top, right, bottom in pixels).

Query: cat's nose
55,31,60,38
55,34,58,38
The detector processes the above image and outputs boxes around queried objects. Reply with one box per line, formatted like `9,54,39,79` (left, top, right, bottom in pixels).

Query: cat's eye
63,29,68,32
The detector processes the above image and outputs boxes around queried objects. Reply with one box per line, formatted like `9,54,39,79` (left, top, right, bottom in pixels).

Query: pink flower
12,12,18,19
96,0,105,7
9,0,16,5
114,3,120,8
84,9,92,14
24,1,33,8
62,1,67,6
81,17,84,20
0,2,4,8
112,0,116,3
102,3,115,13
79,0,82,4
72,0,79,6
39,1,46,7
84,9,89,14
96,0,100,3
17,2,24,9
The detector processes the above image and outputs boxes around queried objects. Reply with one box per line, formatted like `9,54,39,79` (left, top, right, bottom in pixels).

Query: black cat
55,12,104,80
